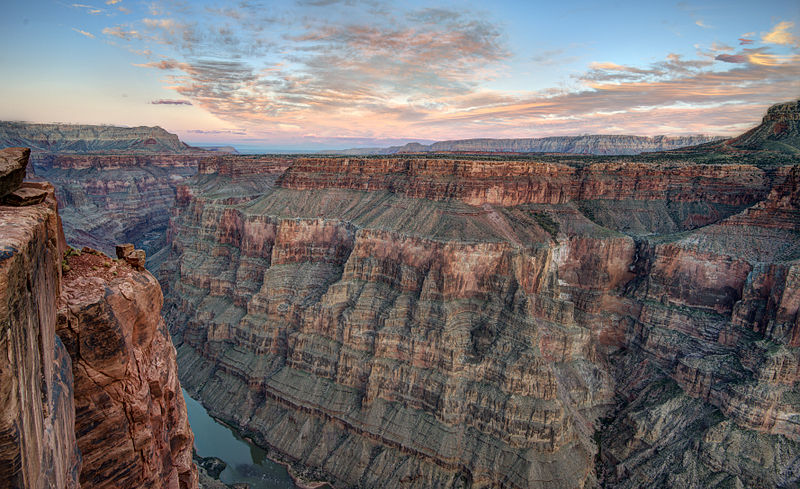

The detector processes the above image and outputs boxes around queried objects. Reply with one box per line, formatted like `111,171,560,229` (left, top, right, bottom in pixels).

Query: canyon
0,147,198,488
1,101,798,489
159,101,800,488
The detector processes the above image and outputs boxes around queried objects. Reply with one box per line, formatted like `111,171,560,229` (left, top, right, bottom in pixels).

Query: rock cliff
0,149,79,489
0,122,192,154
162,103,800,489
57,248,197,489
0,147,197,488
725,100,800,154
330,134,723,156
32,153,200,267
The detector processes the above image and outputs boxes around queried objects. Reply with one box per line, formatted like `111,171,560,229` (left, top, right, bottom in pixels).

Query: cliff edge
0,147,198,489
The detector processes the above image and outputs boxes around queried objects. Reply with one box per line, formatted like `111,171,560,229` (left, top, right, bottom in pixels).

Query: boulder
3,186,48,206
125,248,146,270
0,147,29,199
115,243,134,259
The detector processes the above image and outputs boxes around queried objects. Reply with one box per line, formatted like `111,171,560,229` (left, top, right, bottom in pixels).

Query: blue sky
1,0,798,149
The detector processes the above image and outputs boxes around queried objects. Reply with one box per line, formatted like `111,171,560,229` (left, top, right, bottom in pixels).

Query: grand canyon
2,2,799,487
1,98,798,489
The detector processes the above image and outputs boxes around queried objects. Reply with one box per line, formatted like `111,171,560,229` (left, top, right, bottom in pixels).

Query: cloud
105,0,121,4
103,25,140,40
695,20,712,28
151,99,192,105
71,28,95,39
738,38,754,45
88,2,800,139
715,54,747,63
187,129,247,135
762,21,799,46
71,3,103,15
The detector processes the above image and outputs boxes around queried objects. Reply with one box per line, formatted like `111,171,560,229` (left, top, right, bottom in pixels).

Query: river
182,389,297,488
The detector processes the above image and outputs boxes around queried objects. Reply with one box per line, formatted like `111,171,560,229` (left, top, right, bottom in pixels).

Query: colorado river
183,389,297,488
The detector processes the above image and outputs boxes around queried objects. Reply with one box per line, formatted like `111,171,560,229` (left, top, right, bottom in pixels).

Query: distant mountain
196,145,239,154
326,134,724,156
723,100,800,154
0,122,193,153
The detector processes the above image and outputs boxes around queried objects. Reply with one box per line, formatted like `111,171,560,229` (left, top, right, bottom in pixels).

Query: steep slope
0,147,198,489
33,153,201,265
725,100,800,153
0,122,192,154
329,134,723,156
57,249,197,489
0,153,80,489
162,116,799,489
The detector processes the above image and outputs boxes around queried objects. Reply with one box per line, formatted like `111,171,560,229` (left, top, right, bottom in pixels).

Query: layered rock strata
31,153,201,267
0,123,193,154
57,248,197,489
0,158,79,489
330,134,723,156
0,147,198,489
163,119,800,489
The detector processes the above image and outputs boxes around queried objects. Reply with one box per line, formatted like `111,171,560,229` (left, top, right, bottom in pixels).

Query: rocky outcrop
57,248,197,489
724,99,800,153
0,147,30,198
330,134,723,156
0,163,79,489
0,123,193,154
162,104,800,489
0,147,198,489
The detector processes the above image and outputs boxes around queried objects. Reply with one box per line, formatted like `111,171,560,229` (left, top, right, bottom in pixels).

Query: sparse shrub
533,212,559,241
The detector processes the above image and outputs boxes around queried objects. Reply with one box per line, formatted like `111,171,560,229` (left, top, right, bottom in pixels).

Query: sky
0,0,799,150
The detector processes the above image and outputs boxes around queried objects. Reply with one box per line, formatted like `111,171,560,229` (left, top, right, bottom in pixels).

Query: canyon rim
2,1,800,487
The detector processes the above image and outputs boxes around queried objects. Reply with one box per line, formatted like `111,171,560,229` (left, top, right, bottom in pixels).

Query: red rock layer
163,152,800,489
0,176,80,489
278,158,770,206
57,250,198,489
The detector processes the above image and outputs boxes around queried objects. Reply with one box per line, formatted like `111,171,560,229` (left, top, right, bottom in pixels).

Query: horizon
1,1,798,148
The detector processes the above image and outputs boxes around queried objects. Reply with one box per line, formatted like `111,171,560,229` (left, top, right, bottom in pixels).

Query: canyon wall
0,147,197,488
32,153,201,268
0,149,79,489
57,248,197,489
331,134,723,156
0,122,192,154
162,107,800,488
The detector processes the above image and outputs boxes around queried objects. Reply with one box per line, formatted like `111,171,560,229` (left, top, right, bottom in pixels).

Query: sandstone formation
0,147,198,489
57,248,197,489
725,100,800,153
162,102,800,489
0,122,193,154
0,166,79,489
330,134,723,156
0,147,30,198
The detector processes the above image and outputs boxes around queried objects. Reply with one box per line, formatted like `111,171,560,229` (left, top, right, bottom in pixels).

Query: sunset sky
1,0,799,150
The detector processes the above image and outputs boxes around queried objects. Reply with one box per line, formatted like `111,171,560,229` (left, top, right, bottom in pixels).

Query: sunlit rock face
0,150,80,489
0,147,198,489
57,250,198,489
162,129,800,489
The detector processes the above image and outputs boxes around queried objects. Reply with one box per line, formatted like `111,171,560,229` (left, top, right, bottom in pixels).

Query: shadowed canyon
1,101,799,489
